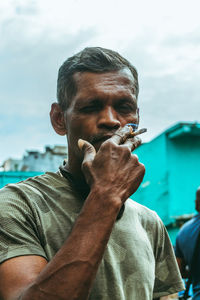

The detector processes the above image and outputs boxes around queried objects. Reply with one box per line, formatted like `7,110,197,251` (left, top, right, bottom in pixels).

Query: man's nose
97,107,120,129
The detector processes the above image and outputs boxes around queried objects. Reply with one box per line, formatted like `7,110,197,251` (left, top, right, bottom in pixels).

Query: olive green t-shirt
0,172,184,299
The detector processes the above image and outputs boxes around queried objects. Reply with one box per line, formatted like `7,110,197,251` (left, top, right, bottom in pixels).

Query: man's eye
80,106,99,113
117,105,134,113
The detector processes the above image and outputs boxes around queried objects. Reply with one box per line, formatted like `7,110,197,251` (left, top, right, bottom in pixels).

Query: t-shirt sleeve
0,185,47,265
153,215,185,298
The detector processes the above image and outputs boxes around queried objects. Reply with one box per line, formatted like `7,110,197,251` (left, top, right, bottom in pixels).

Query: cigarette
133,128,147,136
126,123,147,137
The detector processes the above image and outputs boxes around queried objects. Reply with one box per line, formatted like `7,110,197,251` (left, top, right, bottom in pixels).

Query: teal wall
131,133,171,224
131,122,200,244
167,135,200,217
0,172,43,188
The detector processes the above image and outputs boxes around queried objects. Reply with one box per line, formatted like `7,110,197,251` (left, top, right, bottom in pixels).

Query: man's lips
90,133,114,145
89,125,135,145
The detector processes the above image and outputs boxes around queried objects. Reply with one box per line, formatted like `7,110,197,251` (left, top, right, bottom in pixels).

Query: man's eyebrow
117,97,137,105
74,98,102,108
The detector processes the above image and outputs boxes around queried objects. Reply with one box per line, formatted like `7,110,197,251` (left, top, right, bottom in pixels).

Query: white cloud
0,0,200,164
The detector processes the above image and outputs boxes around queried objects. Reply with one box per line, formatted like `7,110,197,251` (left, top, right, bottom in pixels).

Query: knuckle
131,156,145,173
132,137,141,149
139,162,146,173
132,154,139,162
135,136,141,142
101,139,117,150
121,145,131,156
136,137,142,145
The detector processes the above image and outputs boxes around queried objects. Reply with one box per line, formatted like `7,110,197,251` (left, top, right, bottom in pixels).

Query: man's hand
78,126,145,204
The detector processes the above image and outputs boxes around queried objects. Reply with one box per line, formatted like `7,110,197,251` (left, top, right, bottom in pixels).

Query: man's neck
63,155,88,187
65,152,125,221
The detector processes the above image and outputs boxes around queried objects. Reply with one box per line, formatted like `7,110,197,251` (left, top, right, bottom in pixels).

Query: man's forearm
19,188,121,300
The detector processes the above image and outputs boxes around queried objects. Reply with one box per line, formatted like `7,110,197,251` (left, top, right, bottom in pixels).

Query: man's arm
0,132,145,300
0,189,120,300
0,256,48,300
0,190,121,300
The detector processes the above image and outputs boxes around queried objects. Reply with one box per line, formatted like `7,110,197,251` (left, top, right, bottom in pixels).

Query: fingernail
78,139,85,150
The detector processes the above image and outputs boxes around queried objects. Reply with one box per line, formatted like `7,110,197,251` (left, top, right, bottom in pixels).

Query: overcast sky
0,0,200,165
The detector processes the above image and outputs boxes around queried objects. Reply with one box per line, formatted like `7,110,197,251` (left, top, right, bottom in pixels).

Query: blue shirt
175,214,200,299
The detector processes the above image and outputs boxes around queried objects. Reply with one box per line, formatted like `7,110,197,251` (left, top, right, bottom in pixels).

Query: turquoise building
132,121,200,243
0,172,43,188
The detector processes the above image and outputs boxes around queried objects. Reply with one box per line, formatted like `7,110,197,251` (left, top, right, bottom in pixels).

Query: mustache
90,131,116,144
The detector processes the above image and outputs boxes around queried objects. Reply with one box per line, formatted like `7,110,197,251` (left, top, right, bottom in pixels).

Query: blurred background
1,0,200,165
0,0,200,244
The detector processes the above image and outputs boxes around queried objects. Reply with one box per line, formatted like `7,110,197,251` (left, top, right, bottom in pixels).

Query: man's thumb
78,139,96,162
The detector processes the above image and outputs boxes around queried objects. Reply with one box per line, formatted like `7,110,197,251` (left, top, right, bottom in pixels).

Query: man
0,47,184,299
175,187,200,299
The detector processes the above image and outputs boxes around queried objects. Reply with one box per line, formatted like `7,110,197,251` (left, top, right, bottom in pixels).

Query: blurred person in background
0,47,184,300
175,187,200,299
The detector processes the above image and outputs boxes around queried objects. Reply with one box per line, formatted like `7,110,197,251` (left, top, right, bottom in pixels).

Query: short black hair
57,47,139,110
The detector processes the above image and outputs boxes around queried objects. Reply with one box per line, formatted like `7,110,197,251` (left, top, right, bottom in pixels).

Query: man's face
64,68,139,160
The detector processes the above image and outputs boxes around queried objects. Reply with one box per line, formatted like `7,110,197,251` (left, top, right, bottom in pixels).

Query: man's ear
50,103,67,136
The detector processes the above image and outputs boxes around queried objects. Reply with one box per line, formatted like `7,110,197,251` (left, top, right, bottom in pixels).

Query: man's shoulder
126,198,162,227
177,214,200,239
126,198,159,218
0,171,71,206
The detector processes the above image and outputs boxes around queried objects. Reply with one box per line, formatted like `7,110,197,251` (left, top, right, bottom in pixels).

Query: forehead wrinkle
73,70,136,104
74,68,135,90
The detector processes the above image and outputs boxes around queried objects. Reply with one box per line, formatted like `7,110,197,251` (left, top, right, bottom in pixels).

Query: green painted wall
167,135,200,217
131,122,200,244
131,133,171,224
0,172,43,188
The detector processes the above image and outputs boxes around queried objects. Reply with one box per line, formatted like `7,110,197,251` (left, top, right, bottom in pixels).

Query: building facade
131,122,200,243
2,145,68,172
